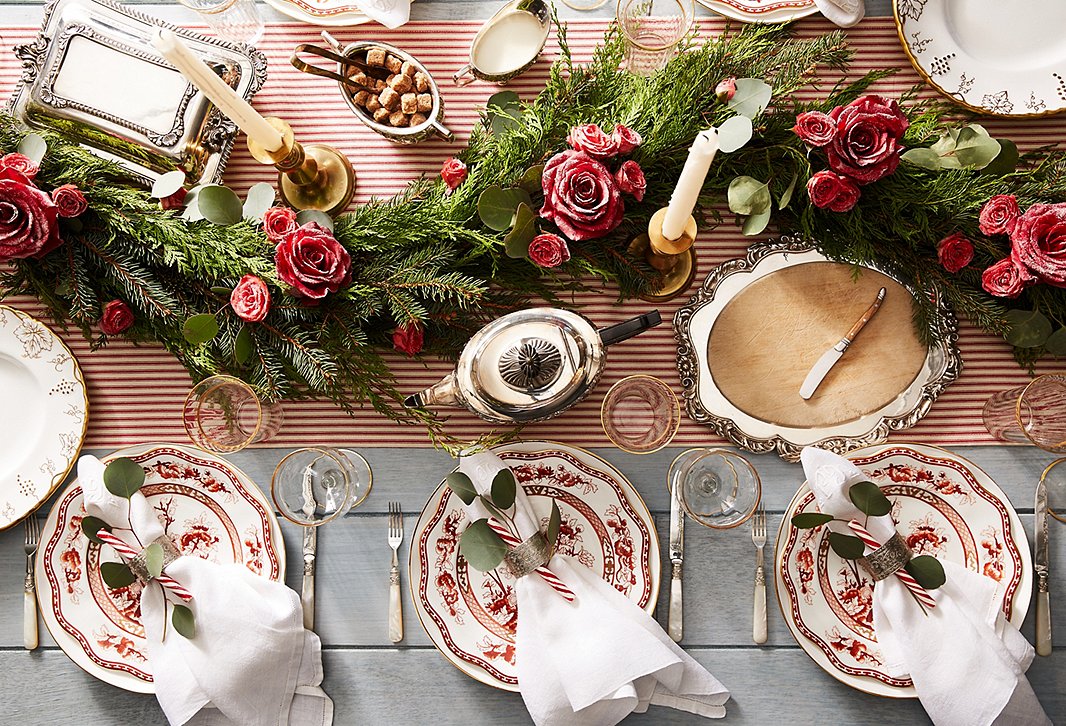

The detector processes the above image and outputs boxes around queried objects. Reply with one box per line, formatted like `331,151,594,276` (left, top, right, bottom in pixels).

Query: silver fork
24,516,40,650
751,506,767,645
387,502,404,643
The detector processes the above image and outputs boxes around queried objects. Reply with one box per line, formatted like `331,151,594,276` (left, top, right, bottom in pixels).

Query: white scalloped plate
697,0,817,24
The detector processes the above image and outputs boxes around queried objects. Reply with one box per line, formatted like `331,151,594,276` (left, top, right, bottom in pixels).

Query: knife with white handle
300,467,318,631
1035,474,1052,656
799,287,886,400
668,479,684,643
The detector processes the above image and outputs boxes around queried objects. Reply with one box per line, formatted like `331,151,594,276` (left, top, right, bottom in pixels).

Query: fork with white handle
751,506,767,644
24,515,40,650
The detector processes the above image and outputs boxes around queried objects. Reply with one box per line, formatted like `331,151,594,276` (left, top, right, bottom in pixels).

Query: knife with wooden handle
800,287,886,400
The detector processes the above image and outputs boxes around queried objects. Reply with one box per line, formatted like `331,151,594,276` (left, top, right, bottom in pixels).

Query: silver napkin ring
128,535,182,583
503,532,550,579
857,532,913,582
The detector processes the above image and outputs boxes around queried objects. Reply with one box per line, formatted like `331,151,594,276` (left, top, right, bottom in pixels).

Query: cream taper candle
661,129,719,240
150,27,284,152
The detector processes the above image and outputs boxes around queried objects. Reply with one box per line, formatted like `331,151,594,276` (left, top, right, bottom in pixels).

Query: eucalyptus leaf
503,203,536,258
478,186,531,231
727,78,773,118
741,207,771,236
930,131,961,169
1004,309,1052,348
196,185,243,226
101,561,136,589
517,164,545,195
103,457,145,499
490,469,517,511
727,176,771,216
234,325,254,365
487,91,520,110
445,471,478,506
479,495,507,524
953,126,1002,169
716,115,753,153
982,139,1020,176
828,531,866,560
848,481,892,517
778,170,798,210
80,516,112,545
546,500,561,551
901,148,943,171
791,512,834,529
296,209,334,232
1045,326,1066,356
905,555,946,590
243,182,276,221
172,603,196,638
459,519,509,571
16,133,47,164
144,542,164,579
151,170,187,199
210,286,233,296
182,314,220,345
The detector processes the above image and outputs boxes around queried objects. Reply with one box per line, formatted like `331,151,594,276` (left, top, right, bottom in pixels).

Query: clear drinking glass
271,448,373,526
601,375,680,454
1042,458,1066,524
670,448,761,529
616,0,694,76
982,374,1066,452
176,0,264,45
560,0,611,11
183,374,284,453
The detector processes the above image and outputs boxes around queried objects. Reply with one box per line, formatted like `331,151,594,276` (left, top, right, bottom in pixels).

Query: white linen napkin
78,455,333,726
800,447,1048,726
457,452,729,726
356,0,410,29
815,0,864,27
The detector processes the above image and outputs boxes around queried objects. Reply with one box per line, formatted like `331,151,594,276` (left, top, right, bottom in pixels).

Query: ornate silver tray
8,0,268,186
674,238,963,461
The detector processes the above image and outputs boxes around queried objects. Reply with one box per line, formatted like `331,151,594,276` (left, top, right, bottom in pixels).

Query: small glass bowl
600,375,681,454
669,448,761,529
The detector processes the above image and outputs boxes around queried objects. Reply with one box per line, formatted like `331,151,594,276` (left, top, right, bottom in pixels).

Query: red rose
263,206,298,242
806,170,861,212
527,233,571,268
392,323,424,356
100,300,134,335
0,153,39,181
979,195,1021,237
0,168,60,261
825,95,909,185
936,232,975,273
715,77,737,103
51,184,87,218
1010,202,1066,287
440,158,468,190
540,150,625,241
566,124,618,160
614,160,647,202
160,187,188,211
230,274,271,322
793,111,836,147
981,257,1034,299
611,124,642,155
274,222,352,300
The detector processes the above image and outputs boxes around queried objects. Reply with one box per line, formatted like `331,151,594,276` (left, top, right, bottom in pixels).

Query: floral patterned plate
35,443,285,692
895,0,1066,116
0,305,87,531
261,0,370,26
696,0,816,24
775,443,1031,697
410,441,661,691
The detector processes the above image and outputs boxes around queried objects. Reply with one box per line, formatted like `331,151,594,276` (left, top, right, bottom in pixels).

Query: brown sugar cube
388,110,408,127
375,78,388,91
366,96,382,113
385,54,403,74
348,70,369,87
373,107,391,123
353,90,371,107
416,93,432,113
400,93,418,115
388,74,413,94
410,113,427,126
366,48,387,67
401,61,418,78
414,72,430,92
379,87,400,110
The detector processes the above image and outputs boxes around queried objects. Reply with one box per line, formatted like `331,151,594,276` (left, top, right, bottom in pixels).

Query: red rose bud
615,160,647,202
51,184,88,218
1009,202,1066,287
792,111,836,147
274,222,351,300
566,124,619,160
715,77,737,103
0,152,39,182
540,150,625,241
160,186,188,211
527,233,571,269
981,257,1035,299
936,232,975,273
440,158,468,190
262,206,298,242
806,170,861,213
99,299,135,335
392,323,424,356
0,171,60,262
230,274,271,322
979,194,1021,237
611,124,642,155
825,95,909,185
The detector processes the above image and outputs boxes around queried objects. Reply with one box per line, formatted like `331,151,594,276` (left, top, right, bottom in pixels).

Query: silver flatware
799,287,886,400
751,506,767,644
1035,471,1052,656
300,468,317,631
388,501,404,643
24,515,40,650
668,477,684,642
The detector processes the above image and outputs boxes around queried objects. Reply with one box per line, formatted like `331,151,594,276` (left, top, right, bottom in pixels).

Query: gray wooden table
1,1,1063,724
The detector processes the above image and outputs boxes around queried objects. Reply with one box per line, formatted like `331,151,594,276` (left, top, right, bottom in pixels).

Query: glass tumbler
616,0,694,76
601,375,681,454
176,0,264,45
982,374,1066,452
183,374,284,453
1041,458,1066,524
272,447,373,526
670,448,761,529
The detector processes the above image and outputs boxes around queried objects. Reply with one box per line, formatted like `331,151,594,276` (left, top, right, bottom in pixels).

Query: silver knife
1035,474,1052,656
668,479,684,642
301,468,317,631
799,287,887,400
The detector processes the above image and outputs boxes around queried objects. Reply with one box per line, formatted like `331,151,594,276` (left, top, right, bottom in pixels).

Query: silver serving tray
8,0,268,186
674,237,963,461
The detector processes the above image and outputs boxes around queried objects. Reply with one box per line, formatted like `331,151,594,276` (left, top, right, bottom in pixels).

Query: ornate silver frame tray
8,0,268,186
674,238,962,461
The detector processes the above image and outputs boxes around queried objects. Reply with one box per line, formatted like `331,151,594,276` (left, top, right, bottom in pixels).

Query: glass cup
616,0,694,77
1041,458,1066,524
601,375,680,454
176,0,265,45
560,0,611,11
670,448,761,529
272,447,373,526
183,374,284,453
982,374,1066,452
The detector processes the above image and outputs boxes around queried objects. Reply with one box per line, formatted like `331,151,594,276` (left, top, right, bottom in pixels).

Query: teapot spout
404,373,461,409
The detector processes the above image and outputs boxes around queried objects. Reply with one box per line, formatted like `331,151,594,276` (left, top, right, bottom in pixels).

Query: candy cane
847,520,937,610
486,519,575,602
96,530,193,602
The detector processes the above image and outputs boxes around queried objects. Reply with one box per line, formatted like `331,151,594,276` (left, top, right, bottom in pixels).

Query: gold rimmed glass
1041,458,1066,524
616,0,694,77
559,0,611,11
272,447,373,527
176,0,264,44
601,375,680,454
982,374,1066,452
670,448,761,529
183,375,284,453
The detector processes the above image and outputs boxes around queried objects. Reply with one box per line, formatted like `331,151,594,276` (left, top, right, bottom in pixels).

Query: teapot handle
598,310,662,347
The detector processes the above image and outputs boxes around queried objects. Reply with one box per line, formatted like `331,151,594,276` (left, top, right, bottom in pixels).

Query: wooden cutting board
707,261,928,428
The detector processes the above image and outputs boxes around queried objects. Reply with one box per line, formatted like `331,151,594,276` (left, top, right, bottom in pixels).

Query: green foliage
101,561,136,589
546,500,561,552
459,519,509,571
828,531,866,560
791,512,834,529
172,603,196,639
144,542,164,579
80,516,112,544
445,471,478,505
848,481,892,517
491,469,517,510
103,458,144,499
905,555,946,590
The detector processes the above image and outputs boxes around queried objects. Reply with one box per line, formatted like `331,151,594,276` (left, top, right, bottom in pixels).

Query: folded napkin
800,447,1048,726
79,455,333,726
356,0,410,29
815,0,864,27
458,452,729,726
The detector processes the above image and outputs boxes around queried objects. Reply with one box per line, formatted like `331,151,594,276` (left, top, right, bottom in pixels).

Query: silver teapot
405,308,662,424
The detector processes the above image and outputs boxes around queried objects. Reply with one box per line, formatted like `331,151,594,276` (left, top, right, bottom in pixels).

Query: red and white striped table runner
1,17,1060,449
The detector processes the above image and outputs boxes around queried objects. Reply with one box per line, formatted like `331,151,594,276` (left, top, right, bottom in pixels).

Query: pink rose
936,232,974,273
527,233,571,268
160,187,188,211
979,195,1021,237
611,124,642,155
715,77,737,103
392,323,424,356
540,150,625,241
1010,202,1066,287
825,95,909,185
51,184,87,218
614,160,646,202
440,158,467,190
229,274,271,322
793,111,836,147
263,206,298,242
981,257,1034,299
566,124,618,160
274,222,351,300
0,168,60,261
0,153,39,181
100,300,134,335
806,170,861,212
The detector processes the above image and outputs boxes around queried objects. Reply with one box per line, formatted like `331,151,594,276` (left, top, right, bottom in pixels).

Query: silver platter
8,0,268,187
673,237,963,461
